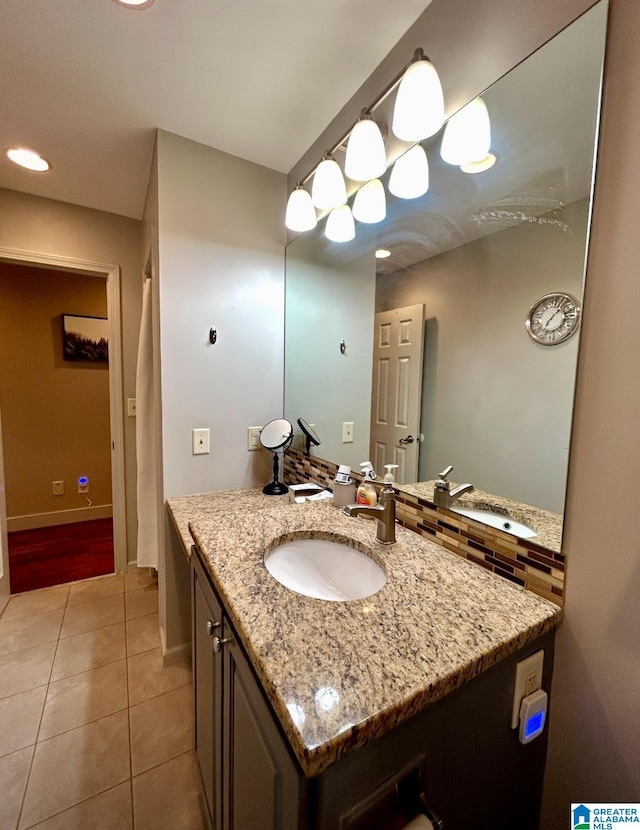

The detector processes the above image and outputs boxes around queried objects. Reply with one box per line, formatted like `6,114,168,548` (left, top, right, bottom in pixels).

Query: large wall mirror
284,3,607,553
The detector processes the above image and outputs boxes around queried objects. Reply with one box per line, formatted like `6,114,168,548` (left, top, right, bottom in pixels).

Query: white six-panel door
370,304,425,484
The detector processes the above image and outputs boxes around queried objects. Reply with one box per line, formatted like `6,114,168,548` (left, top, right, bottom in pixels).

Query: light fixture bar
296,47,432,188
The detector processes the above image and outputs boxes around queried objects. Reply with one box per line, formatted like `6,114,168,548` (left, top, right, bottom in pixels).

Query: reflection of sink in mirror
264,538,386,602
450,506,537,539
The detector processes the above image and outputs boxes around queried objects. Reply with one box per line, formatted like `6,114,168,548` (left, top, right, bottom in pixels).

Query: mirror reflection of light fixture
311,155,347,210
111,0,157,7
325,205,355,242
352,179,386,224
285,184,317,232
375,248,391,259
440,96,491,165
460,152,497,174
388,144,429,199
260,418,293,496
392,49,445,142
344,112,387,182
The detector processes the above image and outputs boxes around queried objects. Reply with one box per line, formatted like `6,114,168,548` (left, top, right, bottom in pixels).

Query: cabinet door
192,556,224,829
222,622,305,830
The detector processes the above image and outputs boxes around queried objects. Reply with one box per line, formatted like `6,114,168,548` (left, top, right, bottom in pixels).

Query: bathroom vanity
168,490,561,830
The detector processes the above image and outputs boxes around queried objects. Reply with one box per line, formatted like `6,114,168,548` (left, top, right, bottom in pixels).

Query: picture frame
62,314,109,363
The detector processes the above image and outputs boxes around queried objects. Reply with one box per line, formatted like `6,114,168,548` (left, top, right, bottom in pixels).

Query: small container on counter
332,479,356,506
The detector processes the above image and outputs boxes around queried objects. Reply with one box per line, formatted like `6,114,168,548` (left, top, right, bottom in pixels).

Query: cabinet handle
206,620,220,636
212,635,231,653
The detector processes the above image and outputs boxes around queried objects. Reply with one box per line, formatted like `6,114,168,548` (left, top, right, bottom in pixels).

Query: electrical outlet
52,481,64,496
192,428,210,455
127,398,137,417
77,476,89,494
511,650,544,729
342,421,354,443
247,426,262,451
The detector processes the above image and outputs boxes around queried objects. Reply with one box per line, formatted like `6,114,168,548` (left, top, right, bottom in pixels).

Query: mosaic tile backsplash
283,449,564,606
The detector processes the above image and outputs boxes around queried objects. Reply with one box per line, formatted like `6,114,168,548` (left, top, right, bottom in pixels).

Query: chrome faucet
433,465,474,508
342,485,396,544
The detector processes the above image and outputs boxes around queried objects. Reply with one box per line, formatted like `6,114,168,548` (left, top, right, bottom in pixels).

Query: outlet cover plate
247,426,262,451
511,650,544,729
342,422,354,443
193,428,210,455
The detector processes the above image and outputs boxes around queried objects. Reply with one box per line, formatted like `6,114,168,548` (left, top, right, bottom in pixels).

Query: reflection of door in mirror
370,304,424,484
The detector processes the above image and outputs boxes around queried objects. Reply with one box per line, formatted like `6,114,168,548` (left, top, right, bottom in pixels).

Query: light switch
192,428,210,455
127,398,137,417
342,422,354,443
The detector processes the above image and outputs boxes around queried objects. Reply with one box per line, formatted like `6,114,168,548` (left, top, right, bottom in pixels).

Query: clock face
525,293,581,346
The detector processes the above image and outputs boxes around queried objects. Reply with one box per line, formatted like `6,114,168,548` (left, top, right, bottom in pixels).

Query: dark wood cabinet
192,544,554,830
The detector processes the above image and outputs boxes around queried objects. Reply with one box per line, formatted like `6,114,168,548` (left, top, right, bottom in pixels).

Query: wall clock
525,292,581,345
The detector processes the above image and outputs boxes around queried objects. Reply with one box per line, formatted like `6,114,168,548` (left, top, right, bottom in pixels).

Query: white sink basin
264,538,386,602
450,506,537,539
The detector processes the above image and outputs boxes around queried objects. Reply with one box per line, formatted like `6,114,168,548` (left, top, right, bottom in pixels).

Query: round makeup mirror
297,418,321,456
260,418,293,495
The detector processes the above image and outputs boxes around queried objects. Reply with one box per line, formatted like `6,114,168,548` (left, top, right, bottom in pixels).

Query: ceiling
0,0,433,220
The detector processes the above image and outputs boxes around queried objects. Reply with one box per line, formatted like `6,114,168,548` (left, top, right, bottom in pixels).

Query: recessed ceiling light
6,148,51,172
111,0,156,8
460,153,497,174
375,249,391,259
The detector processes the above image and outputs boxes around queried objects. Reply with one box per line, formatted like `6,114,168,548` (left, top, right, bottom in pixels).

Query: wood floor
8,518,115,594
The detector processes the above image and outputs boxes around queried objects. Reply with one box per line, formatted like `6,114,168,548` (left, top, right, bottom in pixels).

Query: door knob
206,620,220,636
212,635,232,653
399,435,414,445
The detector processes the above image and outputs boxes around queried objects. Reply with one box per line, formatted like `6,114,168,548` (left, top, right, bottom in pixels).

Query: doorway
0,249,127,598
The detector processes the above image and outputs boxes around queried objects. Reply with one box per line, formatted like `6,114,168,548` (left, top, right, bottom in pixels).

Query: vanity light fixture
460,152,497,174
375,249,391,259
388,144,429,199
111,0,157,8
325,204,355,243
440,96,491,166
344,112,387,182
391,48,445,142
285,184,317,232
6,147,51,172
352,178,386,224
311,154,347,210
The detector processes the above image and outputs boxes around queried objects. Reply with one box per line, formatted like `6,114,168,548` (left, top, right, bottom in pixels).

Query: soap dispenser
383,464,399,484
357,463,377,506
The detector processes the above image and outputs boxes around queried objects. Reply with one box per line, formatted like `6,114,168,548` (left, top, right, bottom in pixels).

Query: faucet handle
438,465,453,480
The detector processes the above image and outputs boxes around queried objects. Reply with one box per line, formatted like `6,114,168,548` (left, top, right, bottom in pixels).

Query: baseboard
160,624,192,667
7,505,113,533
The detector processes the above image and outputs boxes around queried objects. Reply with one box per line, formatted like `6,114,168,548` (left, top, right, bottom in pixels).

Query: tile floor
0,571,207,830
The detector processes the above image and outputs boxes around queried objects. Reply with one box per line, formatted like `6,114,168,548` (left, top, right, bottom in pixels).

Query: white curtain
135,277,159,569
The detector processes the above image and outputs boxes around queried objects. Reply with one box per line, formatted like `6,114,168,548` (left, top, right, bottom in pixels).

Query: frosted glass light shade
392,58,445,142
325,205,355,242
345,117,387,182
311,157,347,209
285,186,317,232
352,179,386,224
388,145,429,199
441,97,491,165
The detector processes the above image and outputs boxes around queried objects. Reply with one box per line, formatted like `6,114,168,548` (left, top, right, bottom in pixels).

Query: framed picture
62,314,109,363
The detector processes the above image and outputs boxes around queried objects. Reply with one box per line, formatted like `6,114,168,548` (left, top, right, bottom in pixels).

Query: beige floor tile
124,588,158,621
51,623,125,682
0,745,35,830
124,569,158,594
129,684,193,776
24,782,133,830
1,586,69,623
60,594,124,640
39,660,128,741
132,751,206,830
19,710,130,829
0,643,56,700
0,610,64,658
67,574,124,608
127,648,191,706
0,686,46,758
125,613,160,657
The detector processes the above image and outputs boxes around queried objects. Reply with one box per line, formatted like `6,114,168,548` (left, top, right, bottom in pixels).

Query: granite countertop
167,489,562,778
398,480,563,553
